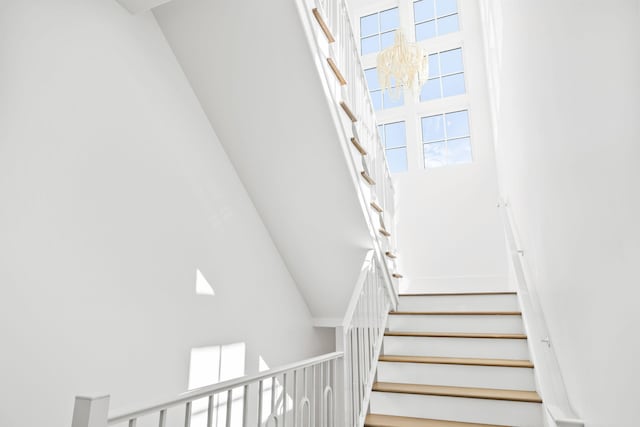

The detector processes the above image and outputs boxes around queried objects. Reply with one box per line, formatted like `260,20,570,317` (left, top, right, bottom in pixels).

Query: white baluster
226,389,233,427
185,401,192,427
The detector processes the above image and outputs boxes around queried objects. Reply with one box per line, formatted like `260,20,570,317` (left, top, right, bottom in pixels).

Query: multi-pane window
421,110,472,168
378,121,407,173
421,48,465,101
365,68,404,111
414,0,459,41
360,8,400,55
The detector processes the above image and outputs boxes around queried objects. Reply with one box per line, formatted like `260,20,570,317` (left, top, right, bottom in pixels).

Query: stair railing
71,251,393,427
72,352,342,427
335,250,394,427
297,0,400,308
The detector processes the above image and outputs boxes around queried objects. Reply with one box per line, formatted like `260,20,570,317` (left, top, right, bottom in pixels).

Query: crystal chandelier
376,30,428,98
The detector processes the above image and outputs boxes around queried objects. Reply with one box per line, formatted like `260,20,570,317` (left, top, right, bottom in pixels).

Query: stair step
397,294,519,312
365,414,505,427
377,358,535,390
370,390,543,426
373,382,542,403
384,331,527,339
389,311,521,315
388,314,524,334
383,334,530,359
379,355,534,368
399,292,516,296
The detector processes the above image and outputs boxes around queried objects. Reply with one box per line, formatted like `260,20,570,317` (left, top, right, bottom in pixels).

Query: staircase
365,292,543,427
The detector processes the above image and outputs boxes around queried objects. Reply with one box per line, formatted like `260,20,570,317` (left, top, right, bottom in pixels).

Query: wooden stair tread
385,331,527,339
373,382,542,403
311,8,335,43
389,311,521,316
379,355,534,368
399,292,516,297
365,414,506,427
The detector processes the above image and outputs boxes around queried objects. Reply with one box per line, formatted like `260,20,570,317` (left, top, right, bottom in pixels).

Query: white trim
312,317,344,327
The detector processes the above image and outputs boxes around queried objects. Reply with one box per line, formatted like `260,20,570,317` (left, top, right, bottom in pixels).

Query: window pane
447,137,472,164
370,90,383,111
386,147,408,173
383,90,404,109
437,14,459,35
384,122,406,148
364,68,380,90
361,35,379,55
360,13,379,37
422,115,445,142
380,31,396,49
414,0,435,22
420,78,441,101
424,142,446,168
436,0,457,17
415,21,436,41
440,48,464,75
445,110,469,138
380,8,399,32
428,53,440,77
441,73,465,97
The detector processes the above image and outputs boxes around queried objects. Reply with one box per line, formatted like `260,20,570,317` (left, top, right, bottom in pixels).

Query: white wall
153,0,373,323
348,0,509,292
481,1,640,425
0,2,332,427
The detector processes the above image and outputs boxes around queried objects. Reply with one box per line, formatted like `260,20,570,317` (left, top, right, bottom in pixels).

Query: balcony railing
72,253,394,427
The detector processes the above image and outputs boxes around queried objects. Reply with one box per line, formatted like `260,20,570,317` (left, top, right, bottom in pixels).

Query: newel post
334,326,349,427
71,395,110,427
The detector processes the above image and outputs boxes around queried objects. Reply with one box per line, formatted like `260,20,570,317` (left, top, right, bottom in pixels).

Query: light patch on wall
188,343,246,426
195,268,215,296
258,356,293,424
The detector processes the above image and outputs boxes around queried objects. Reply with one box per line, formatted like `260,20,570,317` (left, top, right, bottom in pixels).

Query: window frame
420,110,473,168
378,121,409,173
421,47,466,102
359,6,400,56
413,0,461,41
365,67,405,111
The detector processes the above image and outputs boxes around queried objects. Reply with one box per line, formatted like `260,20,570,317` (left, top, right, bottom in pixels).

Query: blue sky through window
422,110,472,167
360,8,400,55
378,121,408,173
421,48,465,101
365,68,404,110
414,0,459,41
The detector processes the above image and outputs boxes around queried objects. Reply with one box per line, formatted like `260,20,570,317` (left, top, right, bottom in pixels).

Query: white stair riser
398,294,519,312
388,314,524,334
377,362,536,391
383,336,530,359
370,392,543,427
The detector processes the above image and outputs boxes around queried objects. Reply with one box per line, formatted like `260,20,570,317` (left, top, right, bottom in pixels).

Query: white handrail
73,352,342,427
299,0,400,311
499,201,583,427
108,352,343,424
337,251,393,427
342,251,375,329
